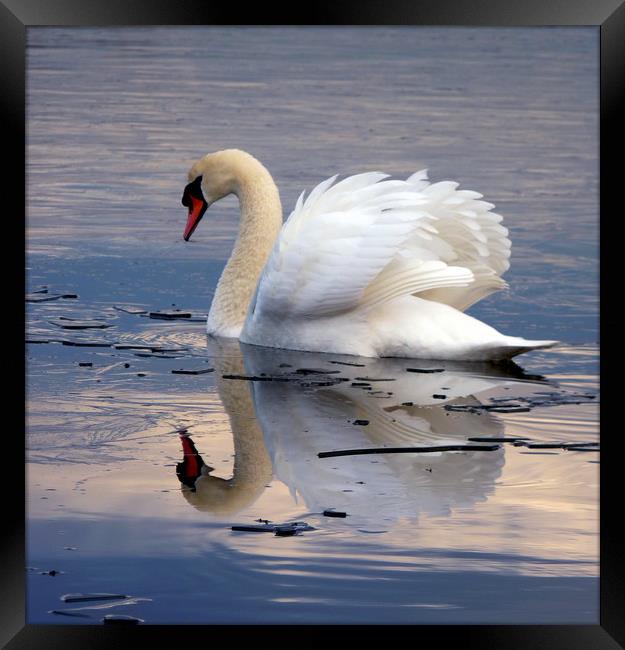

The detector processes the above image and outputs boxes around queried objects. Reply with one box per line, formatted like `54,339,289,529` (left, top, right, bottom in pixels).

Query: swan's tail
487,337,559,360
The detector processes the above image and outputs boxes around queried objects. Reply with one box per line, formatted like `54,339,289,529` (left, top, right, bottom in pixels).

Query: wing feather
404,172,511,309
251,169,511,322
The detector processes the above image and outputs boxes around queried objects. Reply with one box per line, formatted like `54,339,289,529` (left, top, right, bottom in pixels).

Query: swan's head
182,149,261,241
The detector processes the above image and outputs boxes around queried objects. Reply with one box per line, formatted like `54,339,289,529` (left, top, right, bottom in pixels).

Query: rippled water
26,27,598,624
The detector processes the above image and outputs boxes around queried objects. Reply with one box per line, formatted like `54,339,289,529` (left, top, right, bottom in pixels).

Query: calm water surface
26,27,598,624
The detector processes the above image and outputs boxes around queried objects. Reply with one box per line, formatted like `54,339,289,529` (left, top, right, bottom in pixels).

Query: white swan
181,149,557,360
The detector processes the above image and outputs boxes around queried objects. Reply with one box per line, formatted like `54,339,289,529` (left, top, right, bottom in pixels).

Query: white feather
252,170,511,322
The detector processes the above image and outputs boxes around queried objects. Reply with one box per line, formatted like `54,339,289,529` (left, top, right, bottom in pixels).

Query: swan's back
238,168,558,359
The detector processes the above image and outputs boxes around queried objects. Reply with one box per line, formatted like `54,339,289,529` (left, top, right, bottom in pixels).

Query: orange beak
183,195,207,241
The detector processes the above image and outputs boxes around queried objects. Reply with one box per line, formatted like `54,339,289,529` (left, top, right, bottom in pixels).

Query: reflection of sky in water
26,27,598,624
27,327,599,623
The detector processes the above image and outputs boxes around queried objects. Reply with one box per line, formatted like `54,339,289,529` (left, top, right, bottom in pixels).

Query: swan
181,149,557,360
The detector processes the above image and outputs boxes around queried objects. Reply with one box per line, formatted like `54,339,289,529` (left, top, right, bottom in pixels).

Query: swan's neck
207,165,282,337
182,347,273,515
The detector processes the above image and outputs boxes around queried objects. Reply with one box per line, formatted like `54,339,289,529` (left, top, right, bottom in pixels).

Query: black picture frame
7,1,622,647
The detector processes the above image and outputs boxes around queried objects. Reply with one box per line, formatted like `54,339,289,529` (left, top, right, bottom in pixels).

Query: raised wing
401,171,511,310
251,170,509,321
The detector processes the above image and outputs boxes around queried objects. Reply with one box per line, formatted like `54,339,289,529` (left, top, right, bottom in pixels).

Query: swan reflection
177,339,549,524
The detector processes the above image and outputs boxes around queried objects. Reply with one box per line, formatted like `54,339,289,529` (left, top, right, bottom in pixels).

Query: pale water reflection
183,340,550,524
27,326,598,623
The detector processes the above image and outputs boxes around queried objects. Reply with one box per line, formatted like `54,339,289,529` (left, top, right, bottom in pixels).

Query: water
26,27,599,624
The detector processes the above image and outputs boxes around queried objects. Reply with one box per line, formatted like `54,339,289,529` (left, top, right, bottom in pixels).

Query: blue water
26,27,599,625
